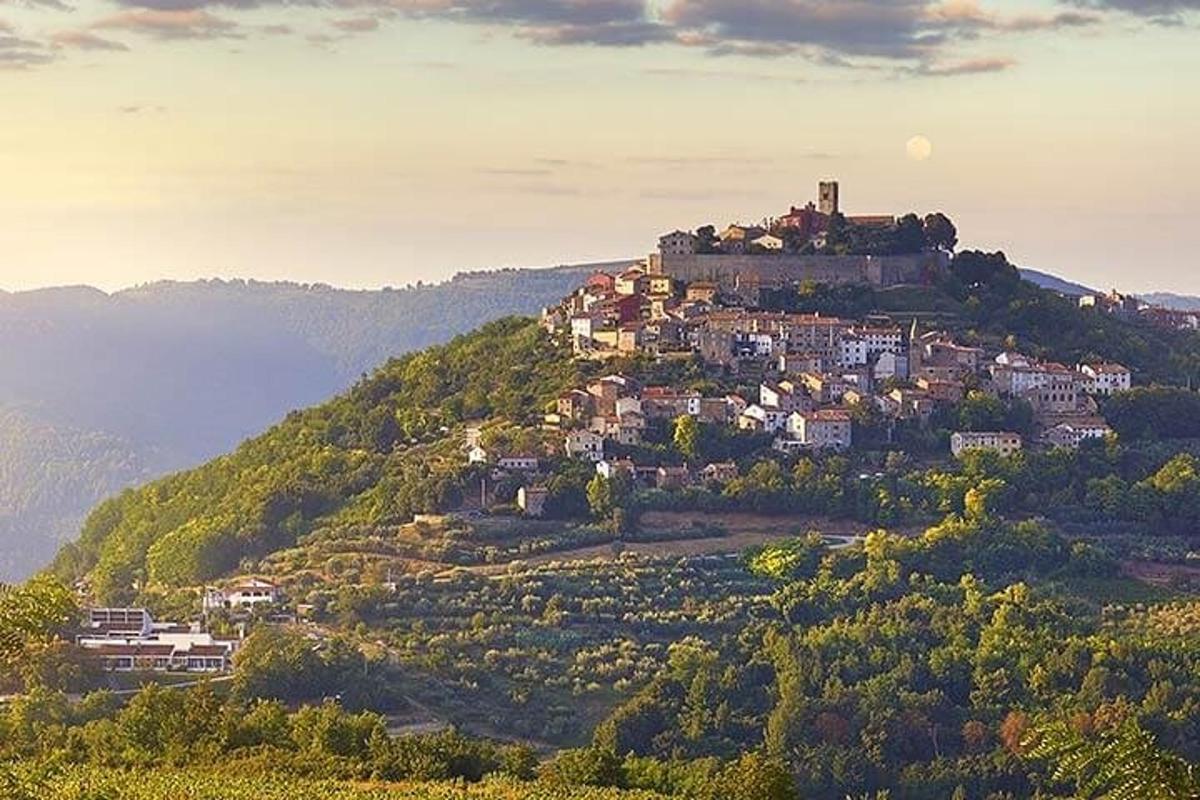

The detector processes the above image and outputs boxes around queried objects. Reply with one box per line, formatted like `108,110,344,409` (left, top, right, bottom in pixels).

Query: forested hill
53,317,588,601
0,263,609,582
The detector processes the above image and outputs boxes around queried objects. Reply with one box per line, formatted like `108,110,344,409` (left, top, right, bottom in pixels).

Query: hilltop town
515,185,1130,510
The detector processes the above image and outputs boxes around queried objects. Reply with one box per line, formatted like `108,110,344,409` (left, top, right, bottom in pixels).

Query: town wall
647,251,947,291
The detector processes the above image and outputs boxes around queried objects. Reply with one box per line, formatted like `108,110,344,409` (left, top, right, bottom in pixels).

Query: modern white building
79,608,238,673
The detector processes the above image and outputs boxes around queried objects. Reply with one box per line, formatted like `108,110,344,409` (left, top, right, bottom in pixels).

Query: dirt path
638,510,914,537
1122,560,1200,586
467,513,906,574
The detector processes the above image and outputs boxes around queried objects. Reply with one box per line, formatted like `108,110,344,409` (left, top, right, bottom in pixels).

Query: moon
906,135,933,162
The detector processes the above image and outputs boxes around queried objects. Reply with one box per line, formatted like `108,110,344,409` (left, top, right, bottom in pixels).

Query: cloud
927,0,1100,31
1065,0,1200,18
93,9,240,39
108,0,296,10
3,0,1155,76
912,55,1016,75
117,104,167,112
519,20,670,46
330,15,380,32
387,0,670,46
663,0,1101,64
0,23,54,68
663,0,944,60
475,167,555,176
49,30,131,50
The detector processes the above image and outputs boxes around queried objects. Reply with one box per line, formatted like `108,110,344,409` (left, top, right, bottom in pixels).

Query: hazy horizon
0,254,1121,298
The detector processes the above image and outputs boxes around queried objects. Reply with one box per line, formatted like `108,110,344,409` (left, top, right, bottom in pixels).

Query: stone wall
648,251,947,292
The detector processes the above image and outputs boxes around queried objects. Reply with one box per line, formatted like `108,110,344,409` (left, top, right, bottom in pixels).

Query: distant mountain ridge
1141,293,1200,312
1017,268,1095,297
0,262,622,581
1017,268,1200,312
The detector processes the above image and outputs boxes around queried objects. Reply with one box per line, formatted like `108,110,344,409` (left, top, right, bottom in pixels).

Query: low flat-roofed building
950,431,1023,458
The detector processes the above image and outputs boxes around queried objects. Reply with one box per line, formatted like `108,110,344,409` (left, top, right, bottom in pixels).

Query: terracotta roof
1084,362,1130,374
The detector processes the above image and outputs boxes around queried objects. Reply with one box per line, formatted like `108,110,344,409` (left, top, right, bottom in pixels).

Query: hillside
0,263,608,581
21,250,1200,797
52,316,589,599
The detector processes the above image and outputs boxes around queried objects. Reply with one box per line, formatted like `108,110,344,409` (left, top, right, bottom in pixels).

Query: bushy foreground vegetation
6,512,1200,798
0,765,665,800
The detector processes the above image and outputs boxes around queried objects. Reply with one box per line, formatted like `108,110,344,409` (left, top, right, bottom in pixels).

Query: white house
785,409,853,451
202,578,280,613
659,230,697,255
1077,363,1131,396
853,326,904,359
752,233,785,251
565,429,605,462
741,404,788,434
874,351,909,382
596,459,635,480
1041,420,1112,449
497,454,540,471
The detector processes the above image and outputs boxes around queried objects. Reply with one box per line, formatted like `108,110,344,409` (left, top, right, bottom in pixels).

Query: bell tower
818,181,839,215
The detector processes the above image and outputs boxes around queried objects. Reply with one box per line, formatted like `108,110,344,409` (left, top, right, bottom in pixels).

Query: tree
1025,718,1199,800
673,415,701,460
958,390,1006,432
707,751,798,800
586,473,630,523
0,579,78,693
695,225,718,254
892,214,928,254
923,213,958,252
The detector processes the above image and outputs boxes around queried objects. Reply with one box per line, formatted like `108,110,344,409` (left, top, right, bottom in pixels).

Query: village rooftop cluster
538,272,1126,455
457,278,1133,517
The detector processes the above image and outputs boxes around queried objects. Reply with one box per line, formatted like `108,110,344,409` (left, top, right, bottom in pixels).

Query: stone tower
818,181,839,215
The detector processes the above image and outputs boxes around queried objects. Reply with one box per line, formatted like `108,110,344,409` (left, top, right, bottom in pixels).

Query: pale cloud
911,55,1017,75
330,15,380,32
49,29,131,50
1066,0,1200,20
0,21,54,67
93,9,241,39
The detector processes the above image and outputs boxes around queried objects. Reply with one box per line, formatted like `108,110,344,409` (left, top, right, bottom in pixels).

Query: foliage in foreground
1026,718,1200,800
0,764,665,800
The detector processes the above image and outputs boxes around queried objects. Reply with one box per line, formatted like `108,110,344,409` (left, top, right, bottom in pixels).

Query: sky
0,0,1196,295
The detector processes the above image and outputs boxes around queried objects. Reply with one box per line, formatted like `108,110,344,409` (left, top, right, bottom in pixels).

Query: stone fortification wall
648,252,946,290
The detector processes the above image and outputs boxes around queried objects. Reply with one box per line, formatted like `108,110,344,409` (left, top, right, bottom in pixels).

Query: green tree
673,415,701,461
923,212,958,252
1026,718,1199,800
